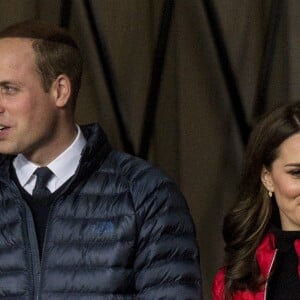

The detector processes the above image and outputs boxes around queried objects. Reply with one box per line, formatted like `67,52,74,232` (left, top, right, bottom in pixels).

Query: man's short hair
0,19,83,103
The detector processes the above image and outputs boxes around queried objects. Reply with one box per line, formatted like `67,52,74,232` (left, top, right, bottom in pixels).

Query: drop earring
268,191,273,198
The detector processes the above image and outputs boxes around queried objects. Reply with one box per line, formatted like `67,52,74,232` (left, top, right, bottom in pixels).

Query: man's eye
1,86,17,94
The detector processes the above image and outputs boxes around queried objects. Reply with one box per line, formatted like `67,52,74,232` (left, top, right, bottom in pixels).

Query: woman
212,102,300,299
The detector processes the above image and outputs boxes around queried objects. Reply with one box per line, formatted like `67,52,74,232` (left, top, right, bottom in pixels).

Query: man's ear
52,74,71,108
261,166,274,192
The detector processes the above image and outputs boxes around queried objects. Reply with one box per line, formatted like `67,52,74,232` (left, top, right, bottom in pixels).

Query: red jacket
212,232,300,299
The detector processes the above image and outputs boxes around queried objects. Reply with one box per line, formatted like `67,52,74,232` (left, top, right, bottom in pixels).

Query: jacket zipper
264,249,277,300
23,201,41,300
37,196,62,300
22,193,60,299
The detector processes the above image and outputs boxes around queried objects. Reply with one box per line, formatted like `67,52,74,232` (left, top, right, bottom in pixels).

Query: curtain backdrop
0,0,294,297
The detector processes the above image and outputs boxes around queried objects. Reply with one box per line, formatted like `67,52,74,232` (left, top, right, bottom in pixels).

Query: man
0,20,202,299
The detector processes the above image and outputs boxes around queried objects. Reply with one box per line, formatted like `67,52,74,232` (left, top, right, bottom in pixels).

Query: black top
267,228,300,299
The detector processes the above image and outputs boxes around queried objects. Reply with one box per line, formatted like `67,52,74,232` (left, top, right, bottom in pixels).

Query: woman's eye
289,169,300,177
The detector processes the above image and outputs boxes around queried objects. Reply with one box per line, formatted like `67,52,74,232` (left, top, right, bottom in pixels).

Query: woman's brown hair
223,101,300,298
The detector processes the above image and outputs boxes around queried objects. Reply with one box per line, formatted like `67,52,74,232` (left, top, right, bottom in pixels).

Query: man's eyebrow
0,81,18,86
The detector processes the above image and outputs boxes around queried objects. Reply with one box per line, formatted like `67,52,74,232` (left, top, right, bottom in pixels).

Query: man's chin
0,148,19,156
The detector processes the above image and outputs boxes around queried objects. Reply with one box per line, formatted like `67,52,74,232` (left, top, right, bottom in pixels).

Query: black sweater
268,228,300,299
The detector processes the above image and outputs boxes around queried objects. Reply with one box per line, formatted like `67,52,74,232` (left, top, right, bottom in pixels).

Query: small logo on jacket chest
88,221,115,235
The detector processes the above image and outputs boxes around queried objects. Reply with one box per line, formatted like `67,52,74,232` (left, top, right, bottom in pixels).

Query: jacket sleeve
212,268,225,300
133,174,202,299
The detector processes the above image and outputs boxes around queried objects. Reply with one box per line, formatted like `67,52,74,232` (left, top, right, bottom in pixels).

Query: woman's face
261,133,300,230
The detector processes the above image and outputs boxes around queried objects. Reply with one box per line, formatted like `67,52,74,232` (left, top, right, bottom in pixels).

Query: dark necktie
32,167,52,199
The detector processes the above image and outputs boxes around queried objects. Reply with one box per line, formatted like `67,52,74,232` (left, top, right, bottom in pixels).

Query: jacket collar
63,123,111,185
256,232,276,279
256,231,300,279
0,123,112,186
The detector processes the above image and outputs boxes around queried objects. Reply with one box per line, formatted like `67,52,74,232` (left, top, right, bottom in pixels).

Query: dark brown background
0,0,296,298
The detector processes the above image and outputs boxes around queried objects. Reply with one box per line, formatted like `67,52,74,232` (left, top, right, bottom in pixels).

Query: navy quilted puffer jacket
0,123,202,299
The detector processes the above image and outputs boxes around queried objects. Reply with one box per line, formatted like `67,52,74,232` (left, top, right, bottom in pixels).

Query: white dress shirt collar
13,125,86,194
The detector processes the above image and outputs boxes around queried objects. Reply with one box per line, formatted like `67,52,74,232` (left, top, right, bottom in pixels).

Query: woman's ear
261,166,274,192
52,74,71,108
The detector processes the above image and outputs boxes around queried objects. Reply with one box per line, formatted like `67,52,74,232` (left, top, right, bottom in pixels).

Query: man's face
0,38,59,162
